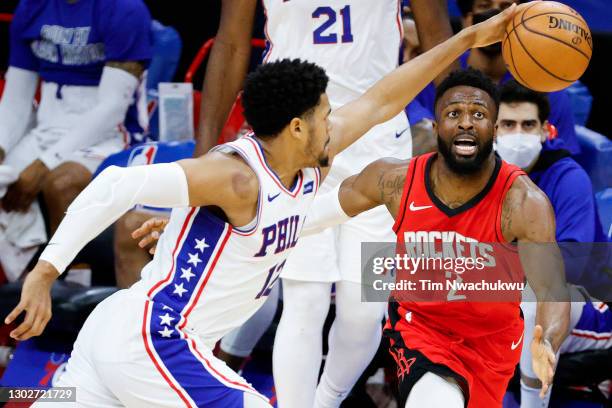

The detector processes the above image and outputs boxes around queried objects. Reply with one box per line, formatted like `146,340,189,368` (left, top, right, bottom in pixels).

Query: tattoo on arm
376,167,406,214
106,61,145,79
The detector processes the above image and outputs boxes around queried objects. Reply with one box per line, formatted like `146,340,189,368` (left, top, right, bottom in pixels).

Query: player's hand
1,159,50,212
131,216,169,254
4,261,57,341
468,2,519,48
530,324,556,398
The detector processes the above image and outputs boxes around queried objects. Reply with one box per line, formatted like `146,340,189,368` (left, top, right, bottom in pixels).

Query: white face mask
494,132,542,170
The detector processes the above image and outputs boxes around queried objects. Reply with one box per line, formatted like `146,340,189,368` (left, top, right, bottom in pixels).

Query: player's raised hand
531,324,556,398
468,2,519,48
4,261,57,341
131,216,169,254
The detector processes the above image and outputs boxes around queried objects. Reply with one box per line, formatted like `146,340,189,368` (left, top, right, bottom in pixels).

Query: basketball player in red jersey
303,68,570,407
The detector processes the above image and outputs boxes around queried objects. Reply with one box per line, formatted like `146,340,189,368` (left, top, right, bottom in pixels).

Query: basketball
502,1,592,92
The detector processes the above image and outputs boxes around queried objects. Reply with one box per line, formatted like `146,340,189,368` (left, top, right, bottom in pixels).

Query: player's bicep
178,153,258,210
511,179,568,301
338,158,406,217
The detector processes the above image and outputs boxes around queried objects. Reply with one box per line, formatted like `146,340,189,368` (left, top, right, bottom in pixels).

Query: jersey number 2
312,6,354,44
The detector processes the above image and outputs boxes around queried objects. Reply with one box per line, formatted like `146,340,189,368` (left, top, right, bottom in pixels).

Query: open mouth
453,136,478,156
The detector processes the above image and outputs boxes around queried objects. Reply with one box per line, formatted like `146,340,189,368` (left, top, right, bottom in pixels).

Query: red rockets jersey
391,152,526,339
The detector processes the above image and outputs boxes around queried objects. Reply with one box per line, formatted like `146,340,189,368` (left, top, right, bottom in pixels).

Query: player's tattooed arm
338,158,408,219
502,175,570,396
106,61,145,79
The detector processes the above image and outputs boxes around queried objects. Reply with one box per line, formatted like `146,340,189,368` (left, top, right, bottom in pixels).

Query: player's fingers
4,302,25,325
131,218,164,239
532,325,543,342
137,233,158,248
540,382,549,399
10,308,36,340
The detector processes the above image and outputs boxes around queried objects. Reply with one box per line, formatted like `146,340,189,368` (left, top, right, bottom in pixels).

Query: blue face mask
494,132,542,169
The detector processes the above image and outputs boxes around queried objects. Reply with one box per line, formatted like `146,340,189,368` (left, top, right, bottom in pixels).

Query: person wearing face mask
411,0,581,155
497,80,612,408
496,80,607,244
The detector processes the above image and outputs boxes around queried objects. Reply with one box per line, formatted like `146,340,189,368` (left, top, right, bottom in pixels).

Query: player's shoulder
196,150,259,202
363,157,410,181
504,174,553,224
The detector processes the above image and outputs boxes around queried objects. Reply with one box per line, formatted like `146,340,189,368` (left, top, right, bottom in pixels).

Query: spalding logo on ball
502,1,593,92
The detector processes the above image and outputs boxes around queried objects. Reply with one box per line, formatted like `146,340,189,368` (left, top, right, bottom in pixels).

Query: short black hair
242,59,329,136
456,0,526,18
457,0,475,17
499,79,550,123
434,68,500,116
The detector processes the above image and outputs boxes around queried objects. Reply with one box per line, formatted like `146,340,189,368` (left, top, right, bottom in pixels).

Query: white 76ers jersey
133,135,320,348
262,0,403,108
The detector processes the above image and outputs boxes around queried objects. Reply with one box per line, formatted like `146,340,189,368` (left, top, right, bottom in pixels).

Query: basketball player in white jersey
196,1,456,406
5,12,513,407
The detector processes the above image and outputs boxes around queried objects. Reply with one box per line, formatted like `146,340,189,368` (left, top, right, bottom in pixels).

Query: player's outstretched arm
503,176,570,397
302,158,408,236
195,0,257,156
326,4,516,160
4,153,258,340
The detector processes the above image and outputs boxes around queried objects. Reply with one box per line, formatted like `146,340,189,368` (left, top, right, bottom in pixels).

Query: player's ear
289,117,305,140
541,120,550,143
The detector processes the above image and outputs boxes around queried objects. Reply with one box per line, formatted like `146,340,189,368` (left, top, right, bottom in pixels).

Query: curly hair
242,59,329,137
434,68,500,117
499,79,550,123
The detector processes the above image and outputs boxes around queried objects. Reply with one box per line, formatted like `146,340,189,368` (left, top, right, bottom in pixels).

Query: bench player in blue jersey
0,0,152,280
6,11,517,407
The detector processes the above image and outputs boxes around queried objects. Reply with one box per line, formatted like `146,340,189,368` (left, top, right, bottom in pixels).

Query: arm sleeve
0,67,38,153
39,162,189,274
38,66,139,170
301,185,351,237
548,90,580,155
102,0,153,64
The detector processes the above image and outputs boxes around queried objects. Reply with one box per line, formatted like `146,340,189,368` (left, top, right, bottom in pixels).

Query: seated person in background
495,80,612,407
93,141,195,288
0,0,152,281
413,0,581,155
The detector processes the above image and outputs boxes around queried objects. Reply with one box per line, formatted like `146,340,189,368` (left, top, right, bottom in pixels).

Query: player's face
497,102,546,140
472,0,518,16
305,93,332,168
434,86,496,174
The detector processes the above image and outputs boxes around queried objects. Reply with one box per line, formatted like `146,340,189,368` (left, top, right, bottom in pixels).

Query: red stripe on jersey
141,301,192,407
148,207,197,298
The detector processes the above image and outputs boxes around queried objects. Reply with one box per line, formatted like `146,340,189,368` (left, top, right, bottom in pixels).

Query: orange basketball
502,1,592,92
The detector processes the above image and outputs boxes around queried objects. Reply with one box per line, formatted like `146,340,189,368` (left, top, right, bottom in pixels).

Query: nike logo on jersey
268,192,281,202
395,128,409,139
511,332,524,350
303,181,314,195
409,202,432,211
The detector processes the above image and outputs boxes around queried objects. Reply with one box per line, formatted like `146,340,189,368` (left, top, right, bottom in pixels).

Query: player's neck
254,135,303,189
430,154,497,209
467,50,507,83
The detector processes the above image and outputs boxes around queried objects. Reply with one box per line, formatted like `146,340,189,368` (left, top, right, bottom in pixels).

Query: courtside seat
0,281,117,348
574,125,612,193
